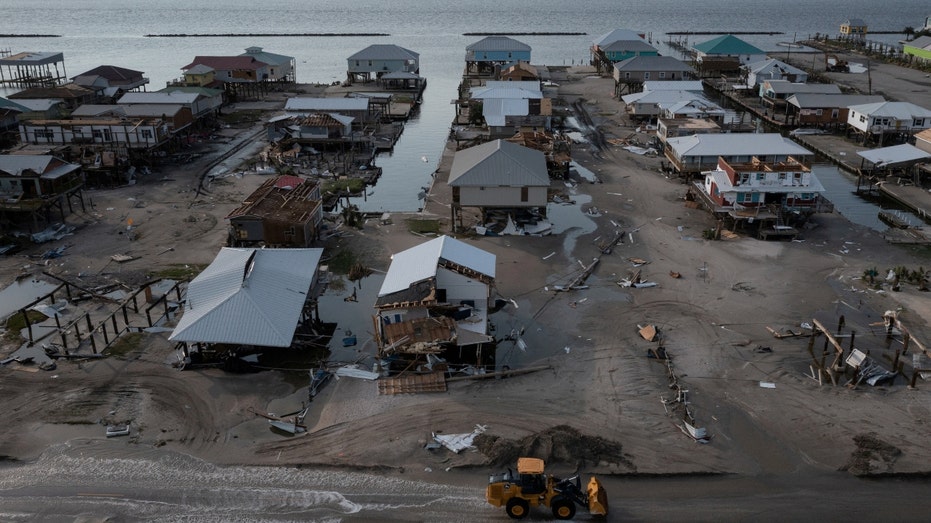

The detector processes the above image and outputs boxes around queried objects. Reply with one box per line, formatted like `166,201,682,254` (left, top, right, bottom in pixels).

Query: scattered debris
432,424,487,453
619,269,656,288
627,257,649,267
106,424,130,438
766,326,806,339
335,364,379,380
110,253,135,263
678,420,711,444
669,271,681,279
759,381,776,389
638,324,658,342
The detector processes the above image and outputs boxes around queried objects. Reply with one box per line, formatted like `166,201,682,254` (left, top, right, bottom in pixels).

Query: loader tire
551,497,576,520
506,497,530,519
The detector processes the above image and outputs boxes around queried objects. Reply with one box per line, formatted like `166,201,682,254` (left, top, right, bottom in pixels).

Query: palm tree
904,26,915,42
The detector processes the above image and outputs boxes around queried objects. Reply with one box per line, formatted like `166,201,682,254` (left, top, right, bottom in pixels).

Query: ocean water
2,1,928,211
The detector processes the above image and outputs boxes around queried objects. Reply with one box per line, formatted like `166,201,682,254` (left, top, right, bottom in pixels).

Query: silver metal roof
613,55,692,72
118,91,201,104
787,93,885,109
0,155,80,179
858,144,931,167
348,44,419,61
169,247,322,347
470,86,542,100
666,133,814,158
378,235,495,297
448,139,549,187
848,101,931,119
593,28,646,47
466,36,531,53
763,81,841,95
285,97,369,111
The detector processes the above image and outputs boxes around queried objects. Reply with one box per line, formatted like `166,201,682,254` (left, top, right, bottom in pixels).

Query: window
659,72,666,79
832,109,839,118
915,119,925,127
355,60,359,66
644,72,650,80
739,173,750,184
141,129,153,139
35,129,54,141
859,115,866,123
520,187,529,202
756,173,765,181
816,109,823,116
625,72,631,80
92,130,102,140
778,173,787,181
368,60,372,67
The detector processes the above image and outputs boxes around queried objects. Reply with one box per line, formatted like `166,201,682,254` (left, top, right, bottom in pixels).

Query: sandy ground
2,60,931,498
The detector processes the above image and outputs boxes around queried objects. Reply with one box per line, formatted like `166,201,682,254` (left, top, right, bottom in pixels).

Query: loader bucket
587,476,608,516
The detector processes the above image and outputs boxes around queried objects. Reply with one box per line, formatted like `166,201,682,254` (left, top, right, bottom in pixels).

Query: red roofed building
181,56,270,83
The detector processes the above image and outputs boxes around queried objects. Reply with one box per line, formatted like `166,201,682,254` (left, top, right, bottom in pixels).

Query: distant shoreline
0,34,61,38
145,33,390,37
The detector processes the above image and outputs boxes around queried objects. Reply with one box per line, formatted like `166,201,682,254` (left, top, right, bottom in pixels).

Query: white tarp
432,424,487,453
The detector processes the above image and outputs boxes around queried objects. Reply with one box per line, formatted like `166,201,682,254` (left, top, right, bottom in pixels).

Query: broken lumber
446,364,552,382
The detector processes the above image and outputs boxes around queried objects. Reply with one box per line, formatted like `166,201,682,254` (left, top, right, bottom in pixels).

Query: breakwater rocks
145,33,390,37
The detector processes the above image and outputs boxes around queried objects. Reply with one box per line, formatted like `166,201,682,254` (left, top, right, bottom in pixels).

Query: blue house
465,36,531,76
591,29,658,66
347,44,420,84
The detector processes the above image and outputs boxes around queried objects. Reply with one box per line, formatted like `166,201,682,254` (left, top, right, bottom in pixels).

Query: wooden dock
877,182,931,222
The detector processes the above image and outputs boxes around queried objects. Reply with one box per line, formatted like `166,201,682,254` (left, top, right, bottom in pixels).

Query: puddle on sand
0,278,59,321
548,192,597,258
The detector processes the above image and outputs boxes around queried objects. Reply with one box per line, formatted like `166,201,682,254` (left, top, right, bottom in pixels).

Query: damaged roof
377,235,495,298
169,247,322,347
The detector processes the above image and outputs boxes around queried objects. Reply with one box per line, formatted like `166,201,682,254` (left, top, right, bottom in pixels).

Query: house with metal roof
449,139,550,226
373,235,496,367
612,56,694,96
468,83,548,136
785,93,885,128
169,247,325,349
903,36,931,64
622,89,718,121
8,84,96,111
241,47,295,82
846,101,931,144
347,44,419,84
744,59,808,88
760,80,841,113
0,51,68,88
465,36,531,76
117,89,222,117
18,117,171,152
693,35,766,65
664,133,813,175
0,97,29,132
692,35,765,77
0,154,85,223
71,65,149,98
591,28,658,72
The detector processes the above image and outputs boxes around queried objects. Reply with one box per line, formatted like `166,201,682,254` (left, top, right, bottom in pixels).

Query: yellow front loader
485,457,608,520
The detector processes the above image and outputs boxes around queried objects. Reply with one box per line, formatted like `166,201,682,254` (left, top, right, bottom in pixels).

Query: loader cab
516,457,547,495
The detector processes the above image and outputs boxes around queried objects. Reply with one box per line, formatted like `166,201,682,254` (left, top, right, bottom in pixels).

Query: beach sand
2,65,931,494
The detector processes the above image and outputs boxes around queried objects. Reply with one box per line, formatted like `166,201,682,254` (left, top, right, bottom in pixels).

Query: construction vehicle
825,53,849,73
485,457,608,520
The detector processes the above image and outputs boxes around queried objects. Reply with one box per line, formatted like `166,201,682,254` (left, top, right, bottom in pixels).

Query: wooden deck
378,371,447,395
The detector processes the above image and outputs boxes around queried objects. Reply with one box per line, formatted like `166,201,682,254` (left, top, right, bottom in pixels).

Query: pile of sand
840,432,902,476
474,425,635,472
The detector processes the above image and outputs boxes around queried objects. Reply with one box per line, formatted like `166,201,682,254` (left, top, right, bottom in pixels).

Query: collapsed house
373,235,496,371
